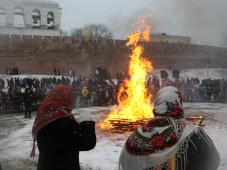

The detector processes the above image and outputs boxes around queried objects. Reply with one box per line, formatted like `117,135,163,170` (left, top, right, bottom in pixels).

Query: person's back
37,115,96,170
31,85,96,170
119,86,220,170
184,127,219,170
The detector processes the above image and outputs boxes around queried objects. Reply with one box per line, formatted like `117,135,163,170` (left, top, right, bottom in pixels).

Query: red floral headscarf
120,87,198,170
32,85,75,137
30,85,75,157
125,86,186,156
153,86,184,119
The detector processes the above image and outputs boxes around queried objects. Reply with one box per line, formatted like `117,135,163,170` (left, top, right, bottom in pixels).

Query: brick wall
0,35,226,77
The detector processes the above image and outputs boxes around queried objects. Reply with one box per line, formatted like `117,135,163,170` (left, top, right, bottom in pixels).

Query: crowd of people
5,67,19,75
0,75,116,114
0,77,71,114
1,74,227,114
147,77,227,103
172,78,227,103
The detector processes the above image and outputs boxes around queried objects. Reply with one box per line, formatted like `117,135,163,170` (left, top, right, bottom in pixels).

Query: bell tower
0,0,62,36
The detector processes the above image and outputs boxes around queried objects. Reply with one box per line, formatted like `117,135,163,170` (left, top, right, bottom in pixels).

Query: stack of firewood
108,118,148,132
105,115,205,133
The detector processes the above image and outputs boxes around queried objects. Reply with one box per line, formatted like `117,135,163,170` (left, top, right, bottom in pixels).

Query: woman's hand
76,111,94,123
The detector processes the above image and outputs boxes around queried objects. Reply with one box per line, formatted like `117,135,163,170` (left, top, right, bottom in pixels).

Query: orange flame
99,15,154,130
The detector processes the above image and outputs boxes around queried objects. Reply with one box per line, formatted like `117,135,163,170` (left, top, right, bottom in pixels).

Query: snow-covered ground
0,103,227,170
1,68,227,84
150,68,227,81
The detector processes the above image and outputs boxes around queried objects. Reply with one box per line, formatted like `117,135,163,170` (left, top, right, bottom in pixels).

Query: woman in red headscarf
31,85,96,170
119,86,219,170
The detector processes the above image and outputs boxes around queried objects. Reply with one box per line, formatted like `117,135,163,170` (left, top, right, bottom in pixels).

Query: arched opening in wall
32,9,41,28
0,7,6,26
14,7,25,27
47,11,54,29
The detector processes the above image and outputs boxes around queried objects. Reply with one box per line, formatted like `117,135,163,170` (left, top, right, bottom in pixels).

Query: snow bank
150,68,227,81
1,68,227,84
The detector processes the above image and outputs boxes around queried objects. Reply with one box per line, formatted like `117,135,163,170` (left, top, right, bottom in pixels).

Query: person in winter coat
30,85,96,170
23,87,34,118
119,86,220,170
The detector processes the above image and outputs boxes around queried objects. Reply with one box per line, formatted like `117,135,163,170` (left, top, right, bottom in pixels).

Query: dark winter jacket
23,88,34,106
36,115,96,170
181,128,220,170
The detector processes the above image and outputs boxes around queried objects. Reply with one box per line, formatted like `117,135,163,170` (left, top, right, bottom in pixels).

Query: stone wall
0,35,227,77
0,0,62,36
152,34,191,44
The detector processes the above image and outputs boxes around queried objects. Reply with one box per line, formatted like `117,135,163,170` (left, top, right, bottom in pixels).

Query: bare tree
70,28,82,38
89,24,112,39
71,24,112,39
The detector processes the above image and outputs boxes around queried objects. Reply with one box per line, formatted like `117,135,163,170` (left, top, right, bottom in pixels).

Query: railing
75,96,95,108
0,96,97,114
0,96,23,114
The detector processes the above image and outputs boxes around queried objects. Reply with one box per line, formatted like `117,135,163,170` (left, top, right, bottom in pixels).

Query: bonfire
99,15,154,131
98,15,205,131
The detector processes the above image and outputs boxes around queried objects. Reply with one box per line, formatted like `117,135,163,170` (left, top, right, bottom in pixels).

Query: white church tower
0,0,62,36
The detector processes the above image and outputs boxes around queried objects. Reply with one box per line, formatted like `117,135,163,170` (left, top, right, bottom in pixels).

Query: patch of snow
204,121,227,170
0,118,35,160
0,104,227,170
150,68,227,81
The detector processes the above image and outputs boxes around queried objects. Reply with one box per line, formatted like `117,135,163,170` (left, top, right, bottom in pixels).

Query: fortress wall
0,35,226,76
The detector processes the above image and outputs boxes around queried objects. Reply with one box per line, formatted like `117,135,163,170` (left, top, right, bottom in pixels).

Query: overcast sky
54,0,227,47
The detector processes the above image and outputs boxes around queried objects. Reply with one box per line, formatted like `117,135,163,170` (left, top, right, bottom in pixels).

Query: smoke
107,0,227,47
107,8,160,38
170,0,227,46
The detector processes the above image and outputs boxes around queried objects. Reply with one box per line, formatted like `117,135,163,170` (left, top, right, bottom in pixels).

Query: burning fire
99,15,154,130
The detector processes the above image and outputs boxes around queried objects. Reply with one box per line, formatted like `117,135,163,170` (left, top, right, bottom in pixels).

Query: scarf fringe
30,138,36,158
143,128,210,170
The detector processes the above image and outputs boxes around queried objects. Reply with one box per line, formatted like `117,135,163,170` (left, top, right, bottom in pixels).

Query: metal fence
0,96,96,114
0,96,23,114
74,96,95,108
